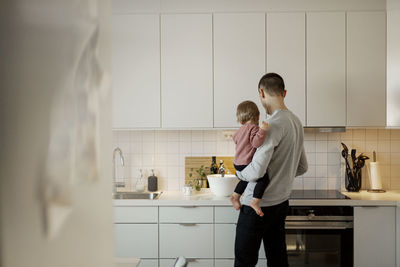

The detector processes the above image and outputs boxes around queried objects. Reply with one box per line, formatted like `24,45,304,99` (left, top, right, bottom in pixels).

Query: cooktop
290,190,350,200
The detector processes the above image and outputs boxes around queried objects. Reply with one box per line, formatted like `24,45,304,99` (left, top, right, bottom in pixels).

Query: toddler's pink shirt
232,123,267,165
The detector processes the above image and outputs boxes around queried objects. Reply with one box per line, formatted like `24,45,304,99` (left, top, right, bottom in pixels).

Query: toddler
231,101,270,217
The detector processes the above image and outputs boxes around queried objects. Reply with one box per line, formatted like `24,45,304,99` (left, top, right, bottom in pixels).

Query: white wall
0,1,114,267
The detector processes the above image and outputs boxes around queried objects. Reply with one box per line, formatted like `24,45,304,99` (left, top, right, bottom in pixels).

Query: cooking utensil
341,143,349,155
341,150,351,169
341,147,354,176
342,149,356,190
351,149,356,169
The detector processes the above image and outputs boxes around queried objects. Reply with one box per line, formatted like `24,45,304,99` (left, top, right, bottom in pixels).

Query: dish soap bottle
135,169,145,192
147,169,158,192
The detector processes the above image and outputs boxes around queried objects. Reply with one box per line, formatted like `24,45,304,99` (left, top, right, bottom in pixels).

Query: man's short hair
258,73,285,96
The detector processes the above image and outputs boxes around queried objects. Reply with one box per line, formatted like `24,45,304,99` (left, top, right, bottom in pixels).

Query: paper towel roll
368,162,382,190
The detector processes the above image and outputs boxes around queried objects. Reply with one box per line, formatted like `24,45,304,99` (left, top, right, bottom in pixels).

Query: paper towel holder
367,151,386,193
367,189,386,193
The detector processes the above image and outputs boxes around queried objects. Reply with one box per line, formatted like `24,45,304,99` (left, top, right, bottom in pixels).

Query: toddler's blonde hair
236,101,260,124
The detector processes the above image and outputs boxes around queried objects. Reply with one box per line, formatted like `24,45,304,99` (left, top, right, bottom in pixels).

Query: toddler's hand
260,121,269,131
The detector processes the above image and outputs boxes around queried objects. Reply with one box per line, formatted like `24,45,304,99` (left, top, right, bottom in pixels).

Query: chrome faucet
113,147,125,195
218,160,226,177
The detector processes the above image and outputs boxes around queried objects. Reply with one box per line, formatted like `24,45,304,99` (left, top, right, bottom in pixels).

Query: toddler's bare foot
250,198,264,217
230,193,242,210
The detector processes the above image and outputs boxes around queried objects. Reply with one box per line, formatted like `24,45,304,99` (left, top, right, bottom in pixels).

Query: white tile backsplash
113,129,400,191
315,153,328,165
316,178,328,189
191,142,204,154
167,142,180,154
391,130,400,140
155,142,168,154
142,142,155,154
315,165,328,178
292,178,303,190
391,141,400,153
303,178,316,190
315,141,328,152
306,153,316,165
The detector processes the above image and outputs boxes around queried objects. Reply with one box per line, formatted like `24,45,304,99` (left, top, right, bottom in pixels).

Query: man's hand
260,121,269,131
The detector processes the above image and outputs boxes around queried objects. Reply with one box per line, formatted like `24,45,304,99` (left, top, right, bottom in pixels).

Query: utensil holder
345,168,361,192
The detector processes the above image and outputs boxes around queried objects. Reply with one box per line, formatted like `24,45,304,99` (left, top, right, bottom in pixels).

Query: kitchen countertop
113,189,400,207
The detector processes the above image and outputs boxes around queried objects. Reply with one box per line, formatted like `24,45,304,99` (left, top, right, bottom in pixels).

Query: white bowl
207,174,238,197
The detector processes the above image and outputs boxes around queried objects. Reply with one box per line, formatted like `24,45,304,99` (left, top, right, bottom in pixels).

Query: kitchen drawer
215,259,267,267
215,224,266,259
115,224,158,258
159,206,213,223
160,259,213,267
159,224,213,258
215,206,239,223
114,206,158,223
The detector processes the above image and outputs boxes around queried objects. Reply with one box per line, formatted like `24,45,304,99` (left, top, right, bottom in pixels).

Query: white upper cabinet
387,9,400,127
161,14,213,128
347,12,386,127
112,14,160,128
306,12,346,126
213,13,266,128
267,13,306,125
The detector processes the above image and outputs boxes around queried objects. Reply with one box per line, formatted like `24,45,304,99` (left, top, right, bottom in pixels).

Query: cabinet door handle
186,258,197,262
179,223,197,226
182,206,197,208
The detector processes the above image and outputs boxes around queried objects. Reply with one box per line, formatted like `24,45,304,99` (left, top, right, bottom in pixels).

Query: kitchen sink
113,192,162,200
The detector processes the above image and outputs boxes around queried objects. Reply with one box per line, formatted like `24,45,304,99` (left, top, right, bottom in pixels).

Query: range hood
304,127,346,133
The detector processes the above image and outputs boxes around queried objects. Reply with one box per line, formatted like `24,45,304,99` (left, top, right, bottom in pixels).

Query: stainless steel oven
285,206,353,267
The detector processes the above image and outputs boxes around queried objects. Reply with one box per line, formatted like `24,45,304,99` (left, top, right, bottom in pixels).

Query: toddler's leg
250,173,270,217
230,180,248,210
230,192,242,210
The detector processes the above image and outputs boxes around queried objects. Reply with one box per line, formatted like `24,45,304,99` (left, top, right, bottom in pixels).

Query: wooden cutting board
185,156,235,184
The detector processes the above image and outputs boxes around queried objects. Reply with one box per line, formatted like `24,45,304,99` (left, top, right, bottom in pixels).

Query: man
234,73,308,267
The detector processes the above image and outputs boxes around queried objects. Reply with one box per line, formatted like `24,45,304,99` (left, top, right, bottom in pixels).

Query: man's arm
236,124,282,182
296,146,308,177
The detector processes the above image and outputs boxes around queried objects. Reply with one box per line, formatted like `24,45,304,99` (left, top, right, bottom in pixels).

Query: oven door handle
285,221,353,230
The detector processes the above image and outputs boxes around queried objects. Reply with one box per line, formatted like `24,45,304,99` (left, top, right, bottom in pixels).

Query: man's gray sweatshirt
236,109,308,207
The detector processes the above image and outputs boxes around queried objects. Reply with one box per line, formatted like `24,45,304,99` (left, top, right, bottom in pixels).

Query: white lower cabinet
114,205,398,267
160,259,213,267
354,206,396,267
159,206,213,223
215,224,236,258
114,207,158,223
159,224,213,258
215,206,240,223
115,224,158,258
